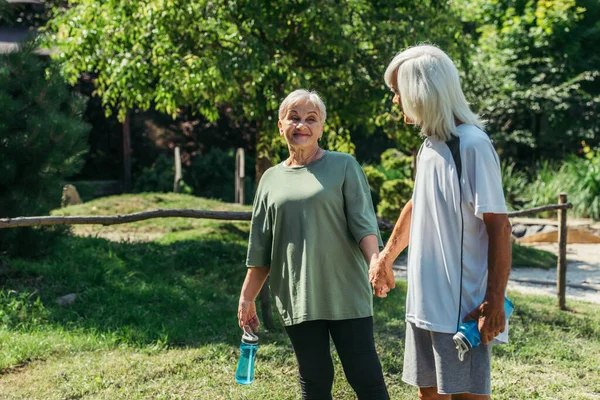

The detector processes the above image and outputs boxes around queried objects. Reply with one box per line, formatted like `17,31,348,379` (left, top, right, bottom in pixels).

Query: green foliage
0,290,48,329
522,147,600,220
380,148,413,178
501,161,529,209
185,148,254,203
364,149,414,220
133,149,255,203
0,47,90,256
133,154,174,194
454,0,600,163
378,178,414,221
46,0,466,173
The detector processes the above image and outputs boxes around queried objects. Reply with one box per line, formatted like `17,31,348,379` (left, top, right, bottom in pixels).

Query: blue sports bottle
453,297,514,361
235,327,258,385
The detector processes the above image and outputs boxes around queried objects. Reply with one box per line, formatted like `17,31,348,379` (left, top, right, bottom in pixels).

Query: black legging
284,317,390,400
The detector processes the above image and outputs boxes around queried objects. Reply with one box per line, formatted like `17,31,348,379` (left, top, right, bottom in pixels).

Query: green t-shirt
246,151,383,326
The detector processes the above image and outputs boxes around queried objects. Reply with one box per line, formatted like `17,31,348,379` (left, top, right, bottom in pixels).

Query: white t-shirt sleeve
464,138,508,219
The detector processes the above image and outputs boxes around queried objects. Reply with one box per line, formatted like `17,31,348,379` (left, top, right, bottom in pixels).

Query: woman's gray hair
278,89,327,122
384,44,484,141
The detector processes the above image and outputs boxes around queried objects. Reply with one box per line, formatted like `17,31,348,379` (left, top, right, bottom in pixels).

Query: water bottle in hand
453,297,514,361
235,327,258,385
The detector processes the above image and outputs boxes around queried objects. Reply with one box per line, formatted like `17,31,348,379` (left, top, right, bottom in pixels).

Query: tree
453,0,600,163
0,45,90,256
46,0,466,182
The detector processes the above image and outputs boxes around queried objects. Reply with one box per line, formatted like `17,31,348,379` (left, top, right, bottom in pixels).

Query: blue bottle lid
241,327,259,345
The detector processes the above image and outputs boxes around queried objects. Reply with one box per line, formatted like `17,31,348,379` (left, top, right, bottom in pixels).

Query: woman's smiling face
278,101,324,150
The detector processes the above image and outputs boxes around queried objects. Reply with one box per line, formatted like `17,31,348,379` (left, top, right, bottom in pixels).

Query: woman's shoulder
327,151,359,165
257,165,284,187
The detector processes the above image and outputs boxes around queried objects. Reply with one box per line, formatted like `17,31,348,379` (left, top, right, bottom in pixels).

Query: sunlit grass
1,194,598,399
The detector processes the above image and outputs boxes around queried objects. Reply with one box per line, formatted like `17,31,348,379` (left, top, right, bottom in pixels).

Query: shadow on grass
0,224,414,374
511,243,557,269
1,225,272,349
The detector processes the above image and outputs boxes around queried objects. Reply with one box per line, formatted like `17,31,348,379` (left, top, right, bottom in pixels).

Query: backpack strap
446,134,462,181
445,134,464,331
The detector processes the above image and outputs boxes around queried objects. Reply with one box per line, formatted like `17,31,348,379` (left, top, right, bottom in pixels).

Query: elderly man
370,45,513,400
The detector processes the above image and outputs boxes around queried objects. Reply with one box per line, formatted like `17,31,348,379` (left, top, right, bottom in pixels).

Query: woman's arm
238,267,270,332
359,234,380,264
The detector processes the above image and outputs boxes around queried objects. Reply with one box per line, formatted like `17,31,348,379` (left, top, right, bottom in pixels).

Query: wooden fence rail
0,195,574,313
0,203,572,230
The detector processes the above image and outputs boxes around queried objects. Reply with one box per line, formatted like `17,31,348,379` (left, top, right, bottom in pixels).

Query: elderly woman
237,89,390,400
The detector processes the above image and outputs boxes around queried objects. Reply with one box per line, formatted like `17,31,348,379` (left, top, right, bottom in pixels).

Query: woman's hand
238,299,260,332
369,254,396,298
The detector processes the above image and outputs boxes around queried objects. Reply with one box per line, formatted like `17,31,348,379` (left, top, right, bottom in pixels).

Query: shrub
363,149,414,221
134,148,255,204
0,47,90,256
523,146,600,220
501,161,529,210
133,154,176,194
378,178,414,221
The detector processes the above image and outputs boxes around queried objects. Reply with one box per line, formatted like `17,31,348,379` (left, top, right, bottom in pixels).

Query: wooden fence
0,193,574,319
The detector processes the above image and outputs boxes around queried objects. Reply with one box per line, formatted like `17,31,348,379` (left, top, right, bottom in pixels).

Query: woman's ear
278,120,284,136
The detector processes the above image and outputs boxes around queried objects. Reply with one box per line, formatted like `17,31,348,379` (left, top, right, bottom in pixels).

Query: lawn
0,194,597,399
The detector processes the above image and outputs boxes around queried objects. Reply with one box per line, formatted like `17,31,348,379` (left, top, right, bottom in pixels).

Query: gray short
402,322,492,395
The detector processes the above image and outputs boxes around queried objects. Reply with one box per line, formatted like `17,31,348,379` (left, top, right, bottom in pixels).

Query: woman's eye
291,117,300,122
307,118,316,123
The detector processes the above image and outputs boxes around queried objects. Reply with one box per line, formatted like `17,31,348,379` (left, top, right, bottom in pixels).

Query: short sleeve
343,157,384,247
464,139,508,219
245,181,272,267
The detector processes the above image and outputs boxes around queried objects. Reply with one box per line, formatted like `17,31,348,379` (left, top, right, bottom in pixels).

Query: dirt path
393,243,600,304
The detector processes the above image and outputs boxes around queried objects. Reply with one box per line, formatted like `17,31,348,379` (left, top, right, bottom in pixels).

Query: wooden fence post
173,147,182,193
235,148,245,205
557,193,568,310
122,110,132,193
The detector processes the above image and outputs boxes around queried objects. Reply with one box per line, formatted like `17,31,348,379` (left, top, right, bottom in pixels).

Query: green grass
512,242,558,269
51,192,251,240
1,193,598,399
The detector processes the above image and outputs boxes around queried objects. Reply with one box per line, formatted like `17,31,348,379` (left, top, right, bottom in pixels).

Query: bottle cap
453,332,471,362
241,326,259,344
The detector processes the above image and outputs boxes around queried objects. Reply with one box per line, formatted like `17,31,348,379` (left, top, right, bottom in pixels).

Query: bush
501,161,529,210
378,178,414,221
0,47,90,256
186,148,255,203
133,154,176,194
134,148,255,204
522,145,600,220
363,149,414,221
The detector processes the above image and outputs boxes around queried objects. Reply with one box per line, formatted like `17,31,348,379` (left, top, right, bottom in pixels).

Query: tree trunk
255,124,275,330
122,110,132,193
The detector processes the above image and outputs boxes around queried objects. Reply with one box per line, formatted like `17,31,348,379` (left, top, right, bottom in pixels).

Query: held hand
238,299,260,333
463,299,506,345
369,255,396,298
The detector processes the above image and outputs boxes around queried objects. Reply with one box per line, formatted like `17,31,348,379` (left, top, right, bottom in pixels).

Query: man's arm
369,200,413,297
465,212,512,344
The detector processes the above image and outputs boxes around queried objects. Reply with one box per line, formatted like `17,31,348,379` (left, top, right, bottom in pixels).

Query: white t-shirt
406,124,509,343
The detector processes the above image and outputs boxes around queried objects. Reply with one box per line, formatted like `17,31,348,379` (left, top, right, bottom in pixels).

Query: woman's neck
286,146,324,167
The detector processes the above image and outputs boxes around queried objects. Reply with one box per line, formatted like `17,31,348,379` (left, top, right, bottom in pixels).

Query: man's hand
463,298,506,345
369,254,396,298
